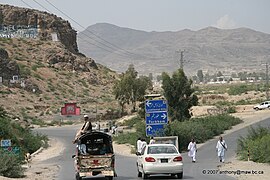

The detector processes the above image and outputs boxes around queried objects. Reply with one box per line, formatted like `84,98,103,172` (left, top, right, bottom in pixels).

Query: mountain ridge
78,23,270,76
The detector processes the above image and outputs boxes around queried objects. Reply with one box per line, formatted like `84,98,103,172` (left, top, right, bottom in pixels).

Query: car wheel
177,172,183,179
255,107,259,111
75,172,82,180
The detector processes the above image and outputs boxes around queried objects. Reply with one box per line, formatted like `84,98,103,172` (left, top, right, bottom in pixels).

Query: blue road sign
145,100,167,113
145,112,168,124
1,139,11,147
146,124,165,137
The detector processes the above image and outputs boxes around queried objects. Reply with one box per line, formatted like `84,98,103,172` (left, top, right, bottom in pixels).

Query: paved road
36,116,270,180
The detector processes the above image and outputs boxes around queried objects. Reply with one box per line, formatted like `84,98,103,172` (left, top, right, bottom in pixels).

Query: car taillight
145,157,156,162
173,156,182,162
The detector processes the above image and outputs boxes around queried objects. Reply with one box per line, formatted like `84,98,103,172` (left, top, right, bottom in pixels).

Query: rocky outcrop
0,4,78,53
45,48,98,71
0,48,20,80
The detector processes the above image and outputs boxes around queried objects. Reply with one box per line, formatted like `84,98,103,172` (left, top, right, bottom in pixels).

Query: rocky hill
0,5,119,122
78,23,270,76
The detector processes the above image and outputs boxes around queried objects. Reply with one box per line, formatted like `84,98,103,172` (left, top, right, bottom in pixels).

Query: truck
72,131,116,180
153,136,179,150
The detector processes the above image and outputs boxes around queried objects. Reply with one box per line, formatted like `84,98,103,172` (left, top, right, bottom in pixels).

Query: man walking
188,138,197,163
216,136,227,163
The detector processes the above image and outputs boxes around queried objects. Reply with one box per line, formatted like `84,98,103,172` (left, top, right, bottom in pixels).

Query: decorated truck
72,131,116,180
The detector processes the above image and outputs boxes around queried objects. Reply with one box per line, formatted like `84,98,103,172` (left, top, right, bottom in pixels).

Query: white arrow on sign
146,101,152,107
161,113,167,119
146,125,152,131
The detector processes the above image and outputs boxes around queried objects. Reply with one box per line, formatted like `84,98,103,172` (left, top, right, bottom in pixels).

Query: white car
136,144,183,179
253,101,270,110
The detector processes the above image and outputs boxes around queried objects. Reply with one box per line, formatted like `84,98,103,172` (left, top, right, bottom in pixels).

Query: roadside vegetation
237,126,270,163
0,107,48,178
114,114,242,152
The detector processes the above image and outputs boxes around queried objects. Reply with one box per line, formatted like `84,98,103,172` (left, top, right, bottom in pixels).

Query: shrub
237,126,270,163
114,114,242,153
0,149,24,178
228,85,248,95
166,114,242,152
0,107,48,177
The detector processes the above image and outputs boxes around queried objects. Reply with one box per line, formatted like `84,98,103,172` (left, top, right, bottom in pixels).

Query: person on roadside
187,138,197,163
216,136,227,163
73,114,92,144
149,137,155,144
137,137,142,153
141,138,147,151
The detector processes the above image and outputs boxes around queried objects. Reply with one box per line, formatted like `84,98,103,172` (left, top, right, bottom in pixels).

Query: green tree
197,70,204,83
148,73,153,81
134,76,152,101
113,74,131,114
113,64,152,113
156,74,162,82
162,69,198,121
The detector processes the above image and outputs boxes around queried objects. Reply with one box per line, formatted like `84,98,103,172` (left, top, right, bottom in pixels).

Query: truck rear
73,131,116,180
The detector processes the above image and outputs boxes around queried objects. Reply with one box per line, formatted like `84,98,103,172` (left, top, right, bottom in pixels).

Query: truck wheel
75,172,82,180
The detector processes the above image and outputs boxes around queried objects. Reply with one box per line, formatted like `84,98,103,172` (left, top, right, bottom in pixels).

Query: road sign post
145,99,168,137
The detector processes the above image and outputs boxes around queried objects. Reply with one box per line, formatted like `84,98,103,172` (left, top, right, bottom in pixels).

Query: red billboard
61,103,80,115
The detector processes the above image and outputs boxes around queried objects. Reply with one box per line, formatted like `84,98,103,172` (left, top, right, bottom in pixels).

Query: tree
162,69,198,121
156,75,162,82
217,71,223,77
113,76,130,114
133,76,152,111
148,73,153,81
113,64,152,114
197,70,204,83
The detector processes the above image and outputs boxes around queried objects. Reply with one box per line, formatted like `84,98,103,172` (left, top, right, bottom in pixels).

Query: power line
42,0,141,58
20,0,34,9
29,0,138,58
41,0,171,60
21,0,173,60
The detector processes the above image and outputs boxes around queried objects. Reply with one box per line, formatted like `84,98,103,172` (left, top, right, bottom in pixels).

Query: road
36,116,270,180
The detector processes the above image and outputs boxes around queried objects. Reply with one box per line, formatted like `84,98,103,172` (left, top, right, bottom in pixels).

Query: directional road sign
146,124,165,137
145,112,168,124
145,100,167,113
1,139,11,147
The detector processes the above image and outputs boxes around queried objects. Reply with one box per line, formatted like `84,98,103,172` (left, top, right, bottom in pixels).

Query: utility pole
176,50,185,70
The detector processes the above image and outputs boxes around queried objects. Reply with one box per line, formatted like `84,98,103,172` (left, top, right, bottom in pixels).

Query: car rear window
148,146,177,154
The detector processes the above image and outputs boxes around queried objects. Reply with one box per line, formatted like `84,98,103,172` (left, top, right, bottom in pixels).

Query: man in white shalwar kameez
137,138,142,153
216,136,227,163
188,138,197,162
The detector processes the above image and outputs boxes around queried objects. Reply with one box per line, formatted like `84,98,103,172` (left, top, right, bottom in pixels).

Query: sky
0,0,269,34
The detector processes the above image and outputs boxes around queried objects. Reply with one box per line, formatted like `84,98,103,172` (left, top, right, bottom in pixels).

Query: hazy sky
0,0,269,34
